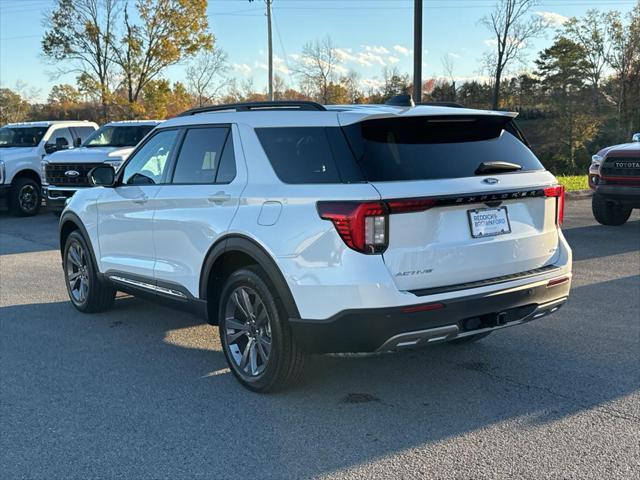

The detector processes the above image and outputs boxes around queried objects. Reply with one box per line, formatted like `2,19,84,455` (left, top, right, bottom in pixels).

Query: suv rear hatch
339,113,563,292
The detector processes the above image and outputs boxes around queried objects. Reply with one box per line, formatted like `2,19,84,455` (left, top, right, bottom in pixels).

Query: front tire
592,194,632,226
218,266,306,392
9,177,41,216
63,231,115,313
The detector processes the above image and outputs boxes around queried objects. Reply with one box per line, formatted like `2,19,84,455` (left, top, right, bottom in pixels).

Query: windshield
83,125,155,148
0,126,48,148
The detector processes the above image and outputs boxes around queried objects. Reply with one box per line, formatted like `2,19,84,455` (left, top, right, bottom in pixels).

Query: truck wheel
592,194,632,226
218,266,307,392
9,177,41,216
63,231,115,313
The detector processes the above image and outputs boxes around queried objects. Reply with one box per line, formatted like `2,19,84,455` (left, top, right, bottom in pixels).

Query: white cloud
535,11,568,26
356,51,386,67
447,52,461,59
361,78,385,90
387,56,400,64
363,45,389,55
393,45,411,56
333,48,355,63
233,63,252,76
273,55,290,75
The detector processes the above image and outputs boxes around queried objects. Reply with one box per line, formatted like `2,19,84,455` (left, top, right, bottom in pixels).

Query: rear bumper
290,275,571,353
594,185,640,208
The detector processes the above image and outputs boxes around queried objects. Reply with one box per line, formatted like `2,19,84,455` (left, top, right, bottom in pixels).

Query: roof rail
177,101,327,116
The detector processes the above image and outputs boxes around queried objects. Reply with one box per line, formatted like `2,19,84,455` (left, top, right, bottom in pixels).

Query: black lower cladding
595,184,640,207
289,279,570,353
0,185,10,199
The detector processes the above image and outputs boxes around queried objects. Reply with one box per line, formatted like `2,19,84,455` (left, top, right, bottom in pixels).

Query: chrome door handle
208,191,231,204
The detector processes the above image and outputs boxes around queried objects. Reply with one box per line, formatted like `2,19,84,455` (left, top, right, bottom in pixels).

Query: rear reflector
547,276,569,287
544,185,565,225
401,302,445,313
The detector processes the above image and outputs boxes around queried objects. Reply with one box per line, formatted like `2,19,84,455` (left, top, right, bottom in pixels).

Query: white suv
0,121,97,215
59,100,572,392
43,120,161,213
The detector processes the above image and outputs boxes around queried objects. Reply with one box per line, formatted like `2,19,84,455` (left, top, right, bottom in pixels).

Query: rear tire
448,331,492,345
592,194,632,226
63,231,115,313
9,177,41,216
218,266,307,392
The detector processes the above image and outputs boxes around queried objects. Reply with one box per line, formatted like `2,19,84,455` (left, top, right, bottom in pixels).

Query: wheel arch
199,234,300,325
12,168,42,186
59,212,100,271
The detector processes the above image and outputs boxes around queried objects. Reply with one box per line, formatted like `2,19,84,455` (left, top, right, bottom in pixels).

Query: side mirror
55,137,70,150
74,137,82,147
633,133,640,143
89,165,116,187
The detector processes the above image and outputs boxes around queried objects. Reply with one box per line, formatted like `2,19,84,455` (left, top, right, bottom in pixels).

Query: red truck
588,133,640,225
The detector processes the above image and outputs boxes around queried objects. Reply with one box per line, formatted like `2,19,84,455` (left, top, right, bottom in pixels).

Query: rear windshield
342,116,544,182
256,116,543,184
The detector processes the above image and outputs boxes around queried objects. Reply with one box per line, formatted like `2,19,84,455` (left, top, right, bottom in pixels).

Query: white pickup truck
0,121,97,215
43,120,161,213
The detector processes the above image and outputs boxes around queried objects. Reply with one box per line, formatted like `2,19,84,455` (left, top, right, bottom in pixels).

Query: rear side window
256,127,362,184
342,116,544,182
172,127,229,184
72,126,97,143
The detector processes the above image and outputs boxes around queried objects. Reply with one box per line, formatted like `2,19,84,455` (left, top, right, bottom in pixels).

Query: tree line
0,0,638,174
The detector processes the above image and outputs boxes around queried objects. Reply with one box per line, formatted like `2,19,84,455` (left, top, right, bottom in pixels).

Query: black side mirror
89,165,116,187
55,137,70,150
74,137,82,147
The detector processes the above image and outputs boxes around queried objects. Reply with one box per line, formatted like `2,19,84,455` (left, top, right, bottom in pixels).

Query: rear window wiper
475,161,522,175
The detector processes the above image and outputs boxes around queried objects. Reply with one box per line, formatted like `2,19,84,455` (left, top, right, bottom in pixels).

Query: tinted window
172,127,229,184
84,125,155,148
72,126,97,143
256,127,360,184
216,135,236,183
0,126,48,147
342,116,544,181
48,127,73,147
122,129,179,185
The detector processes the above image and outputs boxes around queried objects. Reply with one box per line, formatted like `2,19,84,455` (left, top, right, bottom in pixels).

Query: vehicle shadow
563,219,640,261
2,274,638,478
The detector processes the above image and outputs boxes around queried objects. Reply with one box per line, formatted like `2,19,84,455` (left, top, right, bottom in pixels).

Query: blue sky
0,0,636,101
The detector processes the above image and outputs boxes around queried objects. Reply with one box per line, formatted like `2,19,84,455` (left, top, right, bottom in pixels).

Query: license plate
467,206,511,238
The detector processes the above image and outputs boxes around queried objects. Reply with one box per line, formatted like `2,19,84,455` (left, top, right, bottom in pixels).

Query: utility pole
249,0,274,100
413,0,422,104
266,0,274,101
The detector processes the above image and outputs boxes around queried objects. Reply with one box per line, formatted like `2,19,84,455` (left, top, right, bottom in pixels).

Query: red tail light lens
318,201,388,254
386,197,436,214
544,185,565,225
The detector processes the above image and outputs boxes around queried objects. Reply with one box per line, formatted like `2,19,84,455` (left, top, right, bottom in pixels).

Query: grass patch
557,175,589,191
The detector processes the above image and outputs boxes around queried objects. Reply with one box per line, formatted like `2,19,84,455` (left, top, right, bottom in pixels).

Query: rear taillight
318,201,388,254
544,185,565,225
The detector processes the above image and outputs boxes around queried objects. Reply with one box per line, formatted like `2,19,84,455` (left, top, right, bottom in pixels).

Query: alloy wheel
66,241,90,304
224,286,272,378
18,184,38,213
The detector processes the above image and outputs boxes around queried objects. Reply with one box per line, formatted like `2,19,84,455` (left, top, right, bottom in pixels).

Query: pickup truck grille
46,163,103,186
601,157,640,178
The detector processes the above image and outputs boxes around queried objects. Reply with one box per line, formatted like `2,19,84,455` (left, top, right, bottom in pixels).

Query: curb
565,189,592,200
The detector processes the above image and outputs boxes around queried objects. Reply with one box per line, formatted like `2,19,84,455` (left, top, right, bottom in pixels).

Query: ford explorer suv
58,100,572,392
43,120,161,213
588,135,640,225
0,121,97,215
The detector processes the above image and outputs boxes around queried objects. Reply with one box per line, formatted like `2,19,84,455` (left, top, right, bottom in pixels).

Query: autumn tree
0,89,31,124
481,0,547,109
42,0,120,120
113,0,213,106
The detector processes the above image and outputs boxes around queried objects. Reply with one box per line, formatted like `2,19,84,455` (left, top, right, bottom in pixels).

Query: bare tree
293,36,339,103
441,54,457,101
42,0,121,120
481,0,547,109
186,48,229,106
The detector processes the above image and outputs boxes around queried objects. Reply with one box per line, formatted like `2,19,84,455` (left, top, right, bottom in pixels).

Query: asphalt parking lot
1,199,639,480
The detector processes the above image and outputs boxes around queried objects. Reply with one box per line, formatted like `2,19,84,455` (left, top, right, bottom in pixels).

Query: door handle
132,194,148,205
208,191,231,204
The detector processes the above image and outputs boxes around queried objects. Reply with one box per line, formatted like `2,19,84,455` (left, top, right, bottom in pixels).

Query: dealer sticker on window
467,206,511,238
